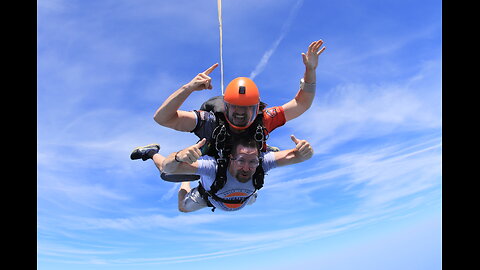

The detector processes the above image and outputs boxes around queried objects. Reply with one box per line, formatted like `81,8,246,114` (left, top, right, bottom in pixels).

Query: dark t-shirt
191,106,287,149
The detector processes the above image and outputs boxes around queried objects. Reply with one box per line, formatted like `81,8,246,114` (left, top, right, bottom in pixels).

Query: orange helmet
223,77,260,130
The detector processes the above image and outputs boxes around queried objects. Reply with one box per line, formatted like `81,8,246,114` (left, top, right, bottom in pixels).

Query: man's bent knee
178,186,207,212
178,206,191,213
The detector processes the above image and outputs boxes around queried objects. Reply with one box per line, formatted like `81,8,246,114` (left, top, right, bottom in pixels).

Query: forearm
162,152,182,173
303,67,316,84
283,39,324,120
161,151,199,174
289,149,310,164
296,67,317,109
274,149,307,167
294,87,315,111
153,84,194,125
274,136,313,166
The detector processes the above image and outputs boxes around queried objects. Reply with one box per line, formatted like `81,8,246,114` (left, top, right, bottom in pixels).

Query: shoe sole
130,144,160,160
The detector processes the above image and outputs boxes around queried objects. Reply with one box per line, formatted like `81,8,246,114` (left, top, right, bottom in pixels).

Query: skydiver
131,134,313,212
151,39,326,153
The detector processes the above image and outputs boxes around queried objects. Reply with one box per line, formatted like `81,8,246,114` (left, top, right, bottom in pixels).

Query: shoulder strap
197,180,257,213
252,156,264,190
203,109,267,199
210,157,228,194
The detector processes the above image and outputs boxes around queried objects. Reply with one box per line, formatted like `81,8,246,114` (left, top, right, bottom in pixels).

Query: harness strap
197,181,257,212
210,157,228,194
252,156,265,190
197,182,216,212
198,110,267,212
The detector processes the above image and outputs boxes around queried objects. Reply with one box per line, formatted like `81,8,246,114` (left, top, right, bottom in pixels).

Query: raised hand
302,40,326,70
290,135,314,160
185,63,218,91
176,138,207,164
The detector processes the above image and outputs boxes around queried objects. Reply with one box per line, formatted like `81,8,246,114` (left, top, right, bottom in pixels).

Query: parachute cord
217,0,225,95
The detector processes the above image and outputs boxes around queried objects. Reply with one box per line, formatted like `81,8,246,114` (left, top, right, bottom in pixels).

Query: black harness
196,97,268,211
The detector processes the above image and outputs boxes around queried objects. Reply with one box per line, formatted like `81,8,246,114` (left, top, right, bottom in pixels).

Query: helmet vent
239,86,246,94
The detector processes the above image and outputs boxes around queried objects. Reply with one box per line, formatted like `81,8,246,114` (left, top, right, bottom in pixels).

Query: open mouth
233,114,246,120
233,114,247,124
238,171,250,178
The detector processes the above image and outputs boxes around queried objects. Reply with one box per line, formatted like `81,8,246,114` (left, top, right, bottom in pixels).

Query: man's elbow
153,113,179,129
153,112,193,132
288,103,311,121
153,113,167,126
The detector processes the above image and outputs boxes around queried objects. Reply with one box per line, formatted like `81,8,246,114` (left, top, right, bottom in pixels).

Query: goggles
224,102,259,129
231,155,260,168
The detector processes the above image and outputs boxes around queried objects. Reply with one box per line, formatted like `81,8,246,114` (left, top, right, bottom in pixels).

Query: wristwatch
300,78,316,92
174,151,182,162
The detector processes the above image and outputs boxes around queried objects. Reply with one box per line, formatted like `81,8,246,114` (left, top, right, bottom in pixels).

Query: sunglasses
231,155,260,168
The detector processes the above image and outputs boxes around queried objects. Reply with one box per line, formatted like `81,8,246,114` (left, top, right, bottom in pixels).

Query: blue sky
37,0,442,269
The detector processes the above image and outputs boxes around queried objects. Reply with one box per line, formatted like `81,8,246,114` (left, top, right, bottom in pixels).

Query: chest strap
197,181,257,212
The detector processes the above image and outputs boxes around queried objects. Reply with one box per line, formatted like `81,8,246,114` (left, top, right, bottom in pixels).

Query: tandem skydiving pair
131,39,326,212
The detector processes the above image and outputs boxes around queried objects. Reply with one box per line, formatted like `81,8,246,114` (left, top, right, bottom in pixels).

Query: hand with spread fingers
185,63,218,91
302,40,326,71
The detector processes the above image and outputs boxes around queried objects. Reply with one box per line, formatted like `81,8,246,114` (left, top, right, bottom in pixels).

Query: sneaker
130,144,160,161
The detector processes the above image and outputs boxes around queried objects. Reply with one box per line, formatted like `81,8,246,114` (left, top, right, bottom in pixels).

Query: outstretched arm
282,40,326,122
153,63,218,132
273,135,314,167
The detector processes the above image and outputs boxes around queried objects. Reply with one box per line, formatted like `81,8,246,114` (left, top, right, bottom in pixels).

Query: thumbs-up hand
176,138,207,164
290,135,313,160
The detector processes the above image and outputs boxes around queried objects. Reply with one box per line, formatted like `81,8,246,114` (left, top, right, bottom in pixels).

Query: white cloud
283,59,441,153
70,213,223,230
37,1,442,268
266,135,441,199
249,0,304,79
159,182,181,201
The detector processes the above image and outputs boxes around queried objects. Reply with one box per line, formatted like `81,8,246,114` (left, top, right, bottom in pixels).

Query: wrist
303,68,316,84
174,151,182,162
181,84,195,93
305,66,317,73
300,78,316,93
